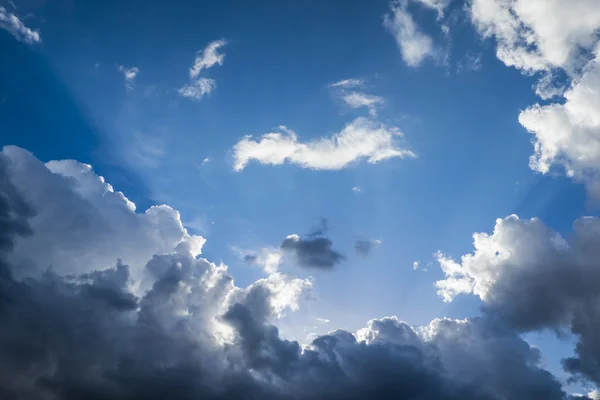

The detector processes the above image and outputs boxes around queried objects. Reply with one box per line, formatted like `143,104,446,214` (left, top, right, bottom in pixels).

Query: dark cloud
281,235,345,269
354,239,381,256
243,254,258,264
436,215,600,388
0,147,579,399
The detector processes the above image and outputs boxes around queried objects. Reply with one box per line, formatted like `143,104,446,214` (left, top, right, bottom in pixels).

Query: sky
1,0,600,399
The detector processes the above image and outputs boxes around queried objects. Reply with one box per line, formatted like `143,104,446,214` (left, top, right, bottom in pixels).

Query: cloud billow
0,146,585,400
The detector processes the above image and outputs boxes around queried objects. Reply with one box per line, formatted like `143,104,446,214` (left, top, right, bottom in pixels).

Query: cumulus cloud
436,214,600,386
0,146,579,399
233,117,414,171
0,6,40,44
119,65,139,90
179,40,227,101
384,1,437,67
354,239,382,256
469,0,600,74
465,1,600,193
519,50,600,196
1,146,204,287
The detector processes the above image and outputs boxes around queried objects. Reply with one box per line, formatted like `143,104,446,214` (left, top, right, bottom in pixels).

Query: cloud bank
0,145,581,399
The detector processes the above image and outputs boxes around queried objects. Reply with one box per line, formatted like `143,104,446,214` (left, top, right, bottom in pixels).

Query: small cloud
342,92,384,116
355,239,382,256
383,1,437,67
200,157,211,166
189,39,228,79
457,52,482,73
179,39,227,101
0,6,41,44
316,318,330,324
281,230,345,270
352,186,362,193
413,260,420,270
119,66,139,90
178,77,216,100
8,0,17,10
328,79,364,89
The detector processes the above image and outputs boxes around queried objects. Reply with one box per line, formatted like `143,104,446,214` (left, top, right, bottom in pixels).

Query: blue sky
2,0,600,398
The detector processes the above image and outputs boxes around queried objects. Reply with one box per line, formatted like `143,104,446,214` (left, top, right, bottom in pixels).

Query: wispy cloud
118,66,139,90
233,117,415,171
352,186,362,193
328,78,364,89
190,39,228,79
0,6,40,44
178,77,216,100
179,40,228,101
383,1,436,67
342,92,384,116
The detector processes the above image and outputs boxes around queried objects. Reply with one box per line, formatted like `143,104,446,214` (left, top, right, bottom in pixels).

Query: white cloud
2,146,203,288
342,92,384,116
315,318,330,324
118,66,139,90
179,40,227,101
467,1,600,192
328,78,364,88
413,260,420,270
519,48,600,196
383,1,437,67
470,0,600,74
0,6,40,44
352,186,362,192
233,117,415,171
178,77,216,100
189,39,228,79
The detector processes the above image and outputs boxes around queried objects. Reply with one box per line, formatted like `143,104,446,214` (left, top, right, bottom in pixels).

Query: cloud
413,260,420,270
119,65,139,90
342,92,384,116
0,6,40,44
178,77,216,100
519,50,600,196
328,78,364,89
383,1,437,67
352,186,362,192
179,40,227,101
233,117,415,171
189,39,228,79
0,146,577,399
436,214,600,386
354,239,382,256
281,234,345,270
469,0,600,74
1,146,204,287
465,1,600,193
